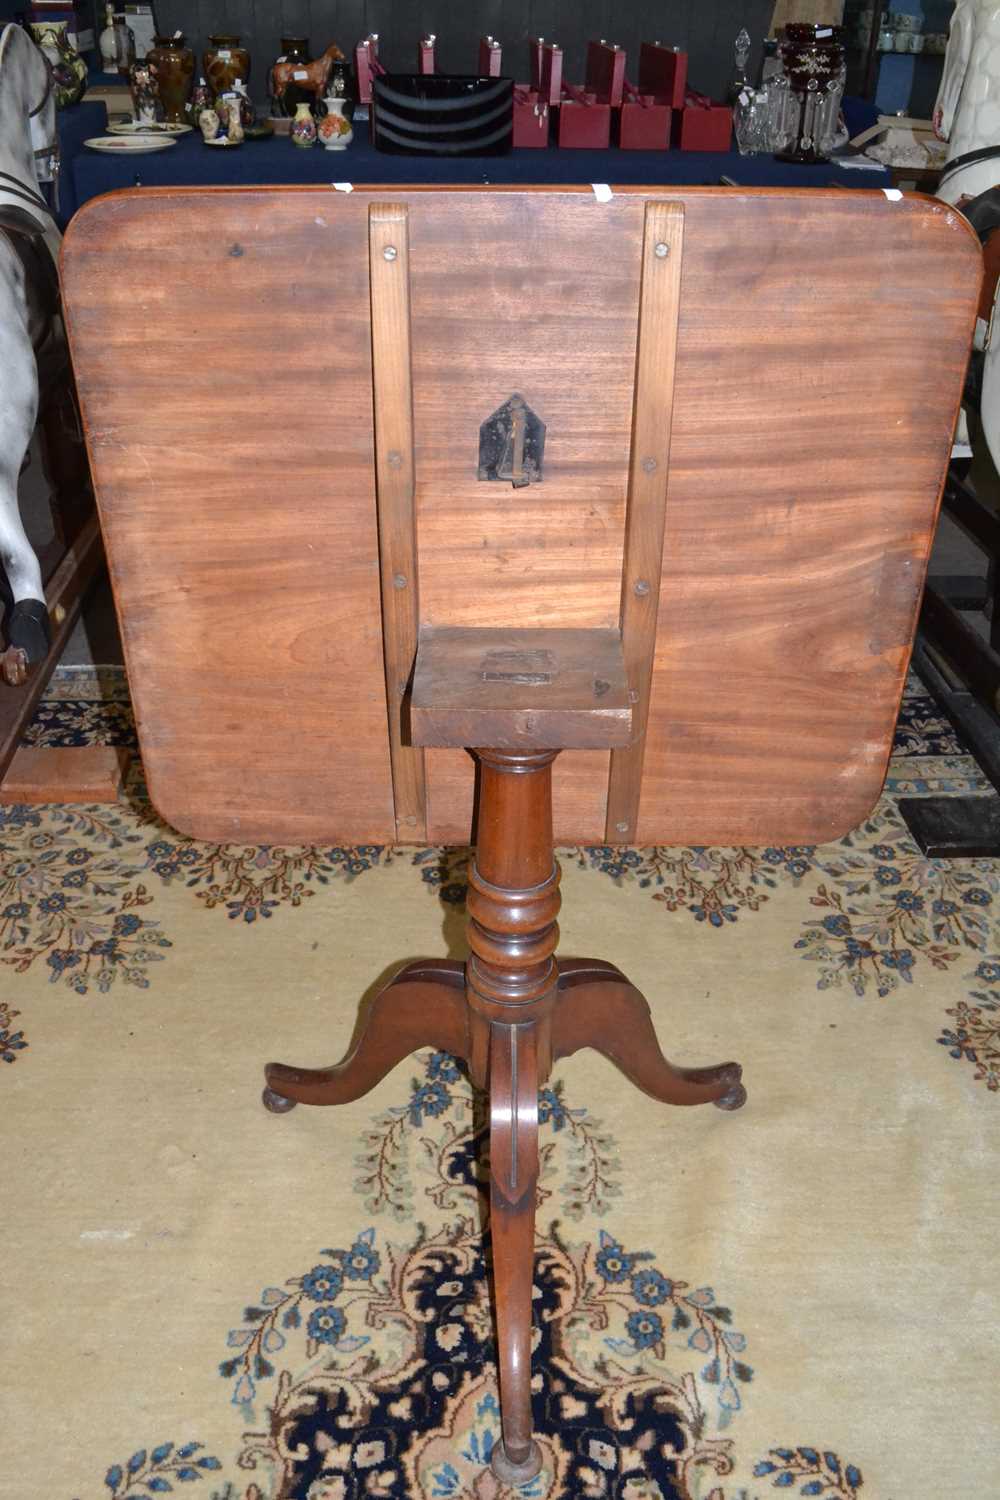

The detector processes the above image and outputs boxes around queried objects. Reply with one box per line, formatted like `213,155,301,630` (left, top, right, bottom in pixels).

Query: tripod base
263,744,745,1469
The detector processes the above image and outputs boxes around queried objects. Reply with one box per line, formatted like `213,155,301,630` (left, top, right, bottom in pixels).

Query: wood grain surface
411,625,631,749
61,187,980,845
368,201,427,841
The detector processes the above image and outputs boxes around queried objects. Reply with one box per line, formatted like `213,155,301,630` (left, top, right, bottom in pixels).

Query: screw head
615,821,629,834
383,245,398,261
392,573,407,589
634,579,650,597
654,241,669,259
387,450,403,468
641,456,657,473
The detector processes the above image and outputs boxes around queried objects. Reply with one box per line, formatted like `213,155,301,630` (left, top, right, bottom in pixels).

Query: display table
59,109,890,224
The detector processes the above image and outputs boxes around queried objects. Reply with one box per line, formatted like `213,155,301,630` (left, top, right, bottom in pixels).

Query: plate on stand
84,135,179,154
107,120,193,135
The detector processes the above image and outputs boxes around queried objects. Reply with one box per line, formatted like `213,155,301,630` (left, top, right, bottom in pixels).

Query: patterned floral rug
4,667,998,1500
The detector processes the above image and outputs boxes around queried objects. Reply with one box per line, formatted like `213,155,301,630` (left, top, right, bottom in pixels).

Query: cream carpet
3,667,997,1499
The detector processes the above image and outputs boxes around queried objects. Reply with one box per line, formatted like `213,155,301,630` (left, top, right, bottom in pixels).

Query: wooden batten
368,202,427,841
605,200,685,842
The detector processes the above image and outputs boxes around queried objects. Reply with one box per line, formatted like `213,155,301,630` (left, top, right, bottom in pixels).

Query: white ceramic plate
84,135,178,153
107,120,192,135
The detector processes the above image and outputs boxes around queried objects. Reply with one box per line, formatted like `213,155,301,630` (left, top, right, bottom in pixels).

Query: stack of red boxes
354,33,381,106
479,36,502,77
633,42,731,151
512,37,550,148
584,40,626,114
616,40,678,150
542,41,612,149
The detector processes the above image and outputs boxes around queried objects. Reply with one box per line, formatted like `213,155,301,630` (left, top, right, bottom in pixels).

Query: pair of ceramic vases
291,99,353,150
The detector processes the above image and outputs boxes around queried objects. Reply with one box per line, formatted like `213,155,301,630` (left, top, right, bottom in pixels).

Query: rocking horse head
0,22,58,224
0,22,60,684
932,0,1000,203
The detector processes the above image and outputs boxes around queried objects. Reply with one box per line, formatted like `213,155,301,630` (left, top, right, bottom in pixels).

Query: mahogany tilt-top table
62,184,979,1481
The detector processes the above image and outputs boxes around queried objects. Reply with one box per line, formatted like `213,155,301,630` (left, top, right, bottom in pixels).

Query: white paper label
817,26,832,36
293,68,308,80
332,182,353,192
217,48,231,60
173,29,181,39
592,183,613,202
882,187,903,200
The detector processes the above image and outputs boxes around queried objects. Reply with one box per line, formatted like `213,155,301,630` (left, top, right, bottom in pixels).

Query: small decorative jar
271,36,312,116
318,96,353,149
30,21,88,108
148,33,194,124
199,106,220,142
203,34,250,100
291,100,317,147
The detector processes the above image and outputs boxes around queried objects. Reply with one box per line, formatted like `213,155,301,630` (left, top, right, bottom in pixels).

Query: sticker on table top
332,182,353,191
592,183,613,202
882,187,903,200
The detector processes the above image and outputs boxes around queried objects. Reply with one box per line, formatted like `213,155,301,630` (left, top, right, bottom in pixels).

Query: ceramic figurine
231,78,255,127
148,33,194,124
290,100,317,146
199,106,220,142
270,36,312,116
273,42,345,110
318,96,353,149
222,97,244,143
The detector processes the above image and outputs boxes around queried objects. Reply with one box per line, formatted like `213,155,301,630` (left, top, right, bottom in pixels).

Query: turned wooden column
466,747,559,1485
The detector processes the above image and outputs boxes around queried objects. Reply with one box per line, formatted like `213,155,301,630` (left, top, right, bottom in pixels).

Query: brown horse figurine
272,42,345,105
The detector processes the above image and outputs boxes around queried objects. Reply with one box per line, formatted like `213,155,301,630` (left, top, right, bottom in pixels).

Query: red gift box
479,36,502,77
618,86,672,150
585,40,626,106
539,45,611,149
672,90,732,151
513,87,550,147
537,41,563,105
354,34,381,105
638,42,688,109
556,87,612,148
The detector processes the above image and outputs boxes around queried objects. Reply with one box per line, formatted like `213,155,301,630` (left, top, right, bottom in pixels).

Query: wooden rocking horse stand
262,726,745,1485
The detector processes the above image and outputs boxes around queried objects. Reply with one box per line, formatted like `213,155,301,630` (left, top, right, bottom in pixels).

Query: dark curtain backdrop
3,1,775,103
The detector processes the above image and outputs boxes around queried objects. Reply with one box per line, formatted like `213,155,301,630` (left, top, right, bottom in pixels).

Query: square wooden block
410,627,632,750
